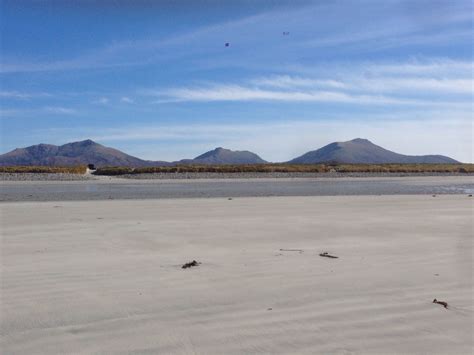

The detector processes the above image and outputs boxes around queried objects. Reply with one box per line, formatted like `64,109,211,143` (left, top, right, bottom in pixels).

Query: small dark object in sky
319,252,338,259
283,31,290,35
433,299,448,308
182,260,200,269
225,42,230,47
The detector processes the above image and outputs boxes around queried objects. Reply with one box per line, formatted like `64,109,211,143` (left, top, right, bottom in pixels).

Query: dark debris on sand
182,260,201,269
319,252,339,259
433,299,448,308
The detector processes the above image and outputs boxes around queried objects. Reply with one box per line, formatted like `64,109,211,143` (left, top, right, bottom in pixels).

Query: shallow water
1,176,473,201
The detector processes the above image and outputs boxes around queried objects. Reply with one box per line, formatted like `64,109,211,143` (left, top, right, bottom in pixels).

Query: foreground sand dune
1,196,472,354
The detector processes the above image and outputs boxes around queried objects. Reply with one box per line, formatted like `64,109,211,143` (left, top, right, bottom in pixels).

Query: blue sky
0,0,472,162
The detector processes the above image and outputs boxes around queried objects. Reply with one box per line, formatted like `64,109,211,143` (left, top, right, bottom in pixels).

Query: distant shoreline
116,171,474,180
1,175,472,202
1,171,474,182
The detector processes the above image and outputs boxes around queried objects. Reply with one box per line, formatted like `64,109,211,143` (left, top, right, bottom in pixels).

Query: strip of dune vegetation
0,166,87,174
92,163,474,175
1,164,472,176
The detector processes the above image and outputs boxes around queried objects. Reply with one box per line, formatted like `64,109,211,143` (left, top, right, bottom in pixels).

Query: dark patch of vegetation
334,163,474,173
0,166,87,174
133,164,328,174
92,163,474,175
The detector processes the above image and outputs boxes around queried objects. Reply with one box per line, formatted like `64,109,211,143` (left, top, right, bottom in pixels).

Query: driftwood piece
182,260,201,269
319,252,338,259
433,299,448,308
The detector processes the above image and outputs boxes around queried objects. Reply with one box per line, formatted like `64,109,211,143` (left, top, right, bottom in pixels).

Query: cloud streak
43,106,77,114
155,58,473,105
120,97,134,103
0,106,77,118
93,97,109,105
157,85,431,105
0,91,52,99
253,75,473,95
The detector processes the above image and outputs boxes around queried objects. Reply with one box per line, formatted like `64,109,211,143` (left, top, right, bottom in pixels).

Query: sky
0,0,472,162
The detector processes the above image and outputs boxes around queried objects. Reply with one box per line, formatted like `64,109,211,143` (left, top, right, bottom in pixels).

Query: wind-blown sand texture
1,195,472,354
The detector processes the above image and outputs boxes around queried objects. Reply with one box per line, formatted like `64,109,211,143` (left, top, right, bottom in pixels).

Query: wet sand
1,195,472,354
1,175,473,201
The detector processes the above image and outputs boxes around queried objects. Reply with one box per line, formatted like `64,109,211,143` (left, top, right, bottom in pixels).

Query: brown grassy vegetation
0,166,87,174
91,167,135,175
334,164,474,173
2,164,471,176
93,163,474,175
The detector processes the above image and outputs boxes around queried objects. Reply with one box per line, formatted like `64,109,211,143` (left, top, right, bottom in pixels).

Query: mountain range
0,140,267,167
0,138,459,167
0,139,161,167
289,138,458,164
179,147,267,165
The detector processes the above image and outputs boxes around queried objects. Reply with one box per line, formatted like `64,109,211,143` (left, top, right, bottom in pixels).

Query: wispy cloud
251,76,347,89
254,74,473,95
0,52,149,74
366,58,473,76
0,91,52,99
0,106,77,118
155,58,472,104
93,97,109,104
120,96,134,103
43,106,77,114
305,26,472,52
156,84,430,105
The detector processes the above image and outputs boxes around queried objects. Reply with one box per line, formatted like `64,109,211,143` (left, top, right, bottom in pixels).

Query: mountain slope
0,140,161,167
179,147,267,165
289,138,459,164
1,139,459,167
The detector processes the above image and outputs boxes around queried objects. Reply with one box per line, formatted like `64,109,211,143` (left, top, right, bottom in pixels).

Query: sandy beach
1,195,472,354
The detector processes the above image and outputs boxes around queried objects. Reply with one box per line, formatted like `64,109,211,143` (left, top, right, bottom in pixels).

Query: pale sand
1,195,472,354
